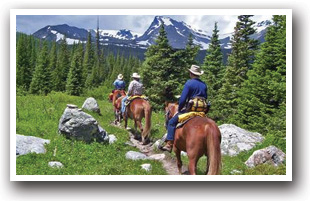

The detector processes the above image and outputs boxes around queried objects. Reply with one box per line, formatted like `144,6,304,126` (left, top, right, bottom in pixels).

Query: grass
16,91,167,175
16,90,286,175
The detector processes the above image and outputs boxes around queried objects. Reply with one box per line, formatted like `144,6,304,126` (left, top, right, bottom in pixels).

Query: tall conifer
216,15,258,122
29,41,52,95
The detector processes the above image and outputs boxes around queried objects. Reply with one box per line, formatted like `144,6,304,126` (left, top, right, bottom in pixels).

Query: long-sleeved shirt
178,78,207,112
128,80,143,96
113,79,126,90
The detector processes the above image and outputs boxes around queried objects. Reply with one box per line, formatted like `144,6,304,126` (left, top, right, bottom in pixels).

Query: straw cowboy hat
131,72,141,79
117,74,124,80
188,65,204,76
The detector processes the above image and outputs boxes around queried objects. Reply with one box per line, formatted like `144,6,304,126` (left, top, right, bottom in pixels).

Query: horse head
164,102,178,129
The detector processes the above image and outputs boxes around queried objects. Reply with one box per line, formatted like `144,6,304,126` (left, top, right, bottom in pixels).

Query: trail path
127,129,188,175
113,123,188,175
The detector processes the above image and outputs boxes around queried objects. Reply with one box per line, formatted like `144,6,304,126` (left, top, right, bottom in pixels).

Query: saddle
176,111,206,128
125,95,148,106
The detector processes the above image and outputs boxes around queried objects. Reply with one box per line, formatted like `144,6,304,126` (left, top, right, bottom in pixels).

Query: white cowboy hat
188,65,204,76
131,72,141,79
117,74,123,80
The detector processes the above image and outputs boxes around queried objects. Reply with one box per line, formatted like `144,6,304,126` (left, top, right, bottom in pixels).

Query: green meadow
16,88,285,175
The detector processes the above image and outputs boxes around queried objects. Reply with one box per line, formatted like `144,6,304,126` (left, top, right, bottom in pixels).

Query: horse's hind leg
174,147,182,174
187,152,199,175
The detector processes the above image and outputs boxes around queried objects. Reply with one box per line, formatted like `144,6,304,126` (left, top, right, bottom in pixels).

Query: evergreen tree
29,41,52,95
202,22,224,98
216,15,259,122
16,34,32,90
54,37,70,91
83,32,95,86
49,41,57,78
171,33,200,93
234,15,286,150
141,24,177,110
66,42,84,95
201,22,225,119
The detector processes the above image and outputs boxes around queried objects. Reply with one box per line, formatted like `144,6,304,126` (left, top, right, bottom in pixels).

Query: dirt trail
127,130,188,175
112,122,187,175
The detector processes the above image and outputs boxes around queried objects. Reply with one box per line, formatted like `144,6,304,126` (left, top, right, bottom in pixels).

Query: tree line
16,31,142,96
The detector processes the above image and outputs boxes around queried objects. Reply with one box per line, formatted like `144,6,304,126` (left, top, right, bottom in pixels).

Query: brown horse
124,98,152,145
112,90,126,123
165,103,221,175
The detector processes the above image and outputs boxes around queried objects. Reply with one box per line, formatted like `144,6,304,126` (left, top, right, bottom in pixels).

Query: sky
16,15,273,35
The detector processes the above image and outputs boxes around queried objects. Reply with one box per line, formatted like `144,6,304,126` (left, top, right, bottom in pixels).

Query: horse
165,102,221,175
112,89,126,124
124,98,152,145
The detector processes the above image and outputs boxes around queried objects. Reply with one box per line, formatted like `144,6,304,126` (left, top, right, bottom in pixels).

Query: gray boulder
245,145,286,168
108,134,117,144
141,164,152,171
148,153,165,161
219,124,265,156
125,151,148,160
82,97,101,114
58,104,107,143
153,133,167,150
16,134,50,156
48,161,64,168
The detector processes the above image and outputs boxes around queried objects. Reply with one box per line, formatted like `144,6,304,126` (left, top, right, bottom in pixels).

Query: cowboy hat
188,65,204,76
117,74,123,80
131,72,141,79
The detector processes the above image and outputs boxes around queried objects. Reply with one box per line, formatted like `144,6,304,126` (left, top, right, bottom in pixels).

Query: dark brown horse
112,90,126,123
124,98,152,145
165,103,221,175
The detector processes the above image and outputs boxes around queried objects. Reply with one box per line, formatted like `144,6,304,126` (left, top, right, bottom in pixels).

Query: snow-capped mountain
33,24,89,44
33,24,142,46
32,17,271,50
136,16,211,49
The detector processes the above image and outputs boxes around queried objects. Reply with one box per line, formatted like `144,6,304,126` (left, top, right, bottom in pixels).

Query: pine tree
83,32,95,86
66,42,84,95
171,33,200,93
16,34,32,90
29,41,52,95
202,22,225,99
201,22,225,120
234,15,286,150
49,41,57,81
54,37,70,91
141,24,177,110
216,15,259,122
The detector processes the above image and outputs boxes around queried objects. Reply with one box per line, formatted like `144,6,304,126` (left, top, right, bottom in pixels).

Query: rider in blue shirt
161,65,208,152
113,74,126,90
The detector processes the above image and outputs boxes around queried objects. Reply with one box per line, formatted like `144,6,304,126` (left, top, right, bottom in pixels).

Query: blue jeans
166,111,184,141
121,95,128,114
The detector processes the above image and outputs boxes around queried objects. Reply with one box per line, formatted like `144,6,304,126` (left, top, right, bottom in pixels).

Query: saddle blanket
125,95,148,105
176,111,206,128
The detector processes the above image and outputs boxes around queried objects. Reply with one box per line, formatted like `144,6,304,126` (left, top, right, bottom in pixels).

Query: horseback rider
113,74,126,90
161,65,208,152
121,73,143,116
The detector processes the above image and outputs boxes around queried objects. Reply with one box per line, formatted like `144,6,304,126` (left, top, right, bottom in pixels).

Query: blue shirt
178,78,208,112
113,79,126,90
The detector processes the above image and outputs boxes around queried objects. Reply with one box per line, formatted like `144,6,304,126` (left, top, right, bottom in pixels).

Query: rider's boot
161,140,174,153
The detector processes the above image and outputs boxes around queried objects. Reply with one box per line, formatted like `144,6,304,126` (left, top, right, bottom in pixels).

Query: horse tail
205,123,222,175
142,101,152,142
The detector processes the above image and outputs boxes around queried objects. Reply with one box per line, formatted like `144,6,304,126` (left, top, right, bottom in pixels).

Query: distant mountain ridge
32,16,272,50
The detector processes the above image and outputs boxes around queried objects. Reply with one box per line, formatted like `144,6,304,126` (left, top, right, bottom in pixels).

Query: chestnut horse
112,90,126,123
165,103,221,175
124,98,152,145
